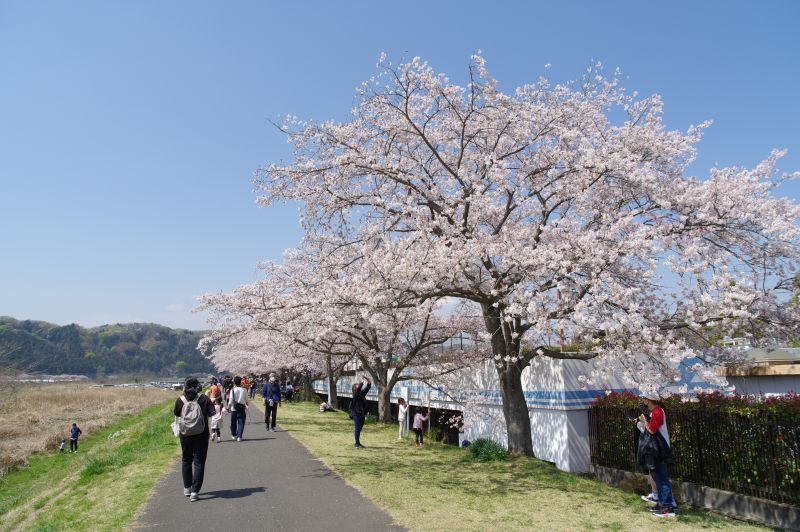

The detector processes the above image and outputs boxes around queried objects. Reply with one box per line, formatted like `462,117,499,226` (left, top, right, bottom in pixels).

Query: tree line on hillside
0,316,214,378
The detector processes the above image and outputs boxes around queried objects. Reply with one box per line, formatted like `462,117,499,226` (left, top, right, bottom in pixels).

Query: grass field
0,383,174,476
279,401,766,531
0,398,179,531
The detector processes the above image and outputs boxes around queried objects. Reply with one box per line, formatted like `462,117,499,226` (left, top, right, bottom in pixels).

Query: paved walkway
136,405,401,531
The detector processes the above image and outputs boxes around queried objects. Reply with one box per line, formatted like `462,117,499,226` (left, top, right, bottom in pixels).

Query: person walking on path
412,409,428,447
222,378,234,438
229,376,249,441
397,398,409,440
249,377,259,399
210,395,224,443
262,375,282,432
174,377,215,501
208,378,220,402
638,395,677,518
69,423,82,453
350,377,371,448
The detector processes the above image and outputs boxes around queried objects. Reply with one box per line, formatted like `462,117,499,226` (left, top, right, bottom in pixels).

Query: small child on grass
69,423,82,453
59,439,66,453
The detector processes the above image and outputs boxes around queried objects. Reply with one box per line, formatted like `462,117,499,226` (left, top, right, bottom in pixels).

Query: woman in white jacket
397,398,409,439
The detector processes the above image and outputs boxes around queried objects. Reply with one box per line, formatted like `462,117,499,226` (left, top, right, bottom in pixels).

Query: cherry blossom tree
201,245,480,421
199,256,351,402
254,55,800,454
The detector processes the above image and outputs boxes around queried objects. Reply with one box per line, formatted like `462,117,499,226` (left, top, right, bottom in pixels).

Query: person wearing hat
638,394,677,517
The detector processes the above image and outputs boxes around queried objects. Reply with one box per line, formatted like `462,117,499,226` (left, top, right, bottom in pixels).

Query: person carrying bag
173,377,215,502
261,375,282,432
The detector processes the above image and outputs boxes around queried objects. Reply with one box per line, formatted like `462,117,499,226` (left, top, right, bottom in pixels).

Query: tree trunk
326,355,339,408
377,385,392,423
360,359,394,424
303,372,314,401
496,362,533,455
483,304,534,456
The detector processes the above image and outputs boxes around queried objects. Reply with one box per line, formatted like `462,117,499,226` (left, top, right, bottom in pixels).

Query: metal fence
588,406,800,506
317,392,462,445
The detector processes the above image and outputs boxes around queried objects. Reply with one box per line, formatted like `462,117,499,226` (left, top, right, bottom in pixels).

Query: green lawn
0,400,178,531
278,401,766,531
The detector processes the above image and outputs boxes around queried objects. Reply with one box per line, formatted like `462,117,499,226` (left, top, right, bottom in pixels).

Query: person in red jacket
638,395,677,517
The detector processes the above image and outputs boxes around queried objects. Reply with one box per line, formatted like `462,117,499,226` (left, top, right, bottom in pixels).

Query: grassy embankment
0,383,173,475
279,401,766,531
0,391,178,531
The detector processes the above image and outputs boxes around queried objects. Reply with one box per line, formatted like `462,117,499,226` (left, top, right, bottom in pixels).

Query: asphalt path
135,403,402,531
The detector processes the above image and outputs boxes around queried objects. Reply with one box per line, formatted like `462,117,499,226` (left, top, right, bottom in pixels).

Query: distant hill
0,316,214,378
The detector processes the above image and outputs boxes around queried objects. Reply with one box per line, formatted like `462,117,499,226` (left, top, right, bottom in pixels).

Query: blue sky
1,0,798,330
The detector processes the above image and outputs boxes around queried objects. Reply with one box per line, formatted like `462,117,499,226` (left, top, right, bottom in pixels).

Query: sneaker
216,436,221,443
237,437,242,442
183,488,191,497
651,507,676,518
641,493,658,504
189,492,199,502
649,505,676,515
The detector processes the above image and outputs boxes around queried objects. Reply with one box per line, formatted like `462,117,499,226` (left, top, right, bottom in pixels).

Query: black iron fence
588,406,800,506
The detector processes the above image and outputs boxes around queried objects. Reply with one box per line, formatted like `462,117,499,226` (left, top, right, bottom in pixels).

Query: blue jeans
231,410,246,439
353,414,365,445
653,461,677,508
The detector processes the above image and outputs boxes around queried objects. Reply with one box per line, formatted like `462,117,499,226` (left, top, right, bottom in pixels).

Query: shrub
591,390,800,419
468,438,508,462
81,457,116,480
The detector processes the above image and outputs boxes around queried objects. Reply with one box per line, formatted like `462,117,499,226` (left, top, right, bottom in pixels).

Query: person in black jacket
174,377,215,502
350,377,371,448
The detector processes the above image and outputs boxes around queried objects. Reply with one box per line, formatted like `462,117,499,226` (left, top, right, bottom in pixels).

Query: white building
716,347,800,395
314,356,629,473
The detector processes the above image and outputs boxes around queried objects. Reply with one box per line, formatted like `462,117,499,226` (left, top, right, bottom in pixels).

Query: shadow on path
218,437,275,443
202,487,266,500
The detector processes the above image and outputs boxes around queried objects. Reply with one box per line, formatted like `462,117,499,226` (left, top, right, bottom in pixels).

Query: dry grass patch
0,383,173,476
279,402,768,532
0,400,178,531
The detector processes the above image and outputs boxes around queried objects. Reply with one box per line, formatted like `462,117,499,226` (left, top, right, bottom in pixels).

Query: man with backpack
174,377,215,502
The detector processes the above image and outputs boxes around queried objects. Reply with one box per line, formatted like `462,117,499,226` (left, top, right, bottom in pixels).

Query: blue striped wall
312,379,632,410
